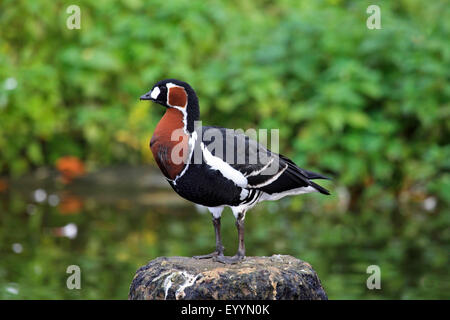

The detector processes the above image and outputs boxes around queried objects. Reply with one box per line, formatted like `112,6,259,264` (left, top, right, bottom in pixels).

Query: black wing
200,126,330,195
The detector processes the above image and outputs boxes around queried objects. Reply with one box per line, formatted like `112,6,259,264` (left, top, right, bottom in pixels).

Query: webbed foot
213,253,245,264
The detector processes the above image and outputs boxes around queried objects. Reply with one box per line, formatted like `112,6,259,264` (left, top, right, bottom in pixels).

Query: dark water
0,167,448,299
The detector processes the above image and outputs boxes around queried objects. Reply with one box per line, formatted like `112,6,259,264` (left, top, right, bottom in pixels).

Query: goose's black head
140,79,200,132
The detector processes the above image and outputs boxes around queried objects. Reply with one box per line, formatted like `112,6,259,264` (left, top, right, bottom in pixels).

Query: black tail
279,154,331,195
309,180,331,195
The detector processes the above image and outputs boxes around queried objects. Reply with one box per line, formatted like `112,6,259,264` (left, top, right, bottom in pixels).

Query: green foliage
1,0,448,206
0,0,449,299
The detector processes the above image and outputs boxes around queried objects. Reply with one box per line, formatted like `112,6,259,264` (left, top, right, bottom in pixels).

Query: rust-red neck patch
168,86,187,108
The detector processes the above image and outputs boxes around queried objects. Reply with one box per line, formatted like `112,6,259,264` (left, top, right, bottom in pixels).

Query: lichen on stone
129,255,327,300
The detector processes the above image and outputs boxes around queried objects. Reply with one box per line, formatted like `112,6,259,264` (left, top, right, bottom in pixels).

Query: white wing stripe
201,142,248,187
247,164,288,188
244,156,275,177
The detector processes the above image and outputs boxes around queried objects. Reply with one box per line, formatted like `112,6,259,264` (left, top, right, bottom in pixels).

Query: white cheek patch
150,87,160,99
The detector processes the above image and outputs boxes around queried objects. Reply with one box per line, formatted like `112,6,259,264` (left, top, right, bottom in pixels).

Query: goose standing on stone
140,79,330,264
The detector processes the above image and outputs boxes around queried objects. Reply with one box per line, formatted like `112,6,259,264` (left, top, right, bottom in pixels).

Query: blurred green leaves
0,0,448,300
0,0,448,219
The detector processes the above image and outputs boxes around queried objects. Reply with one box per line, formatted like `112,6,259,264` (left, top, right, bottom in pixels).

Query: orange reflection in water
58,192,83,215
56,156,85,184
0,178,8,192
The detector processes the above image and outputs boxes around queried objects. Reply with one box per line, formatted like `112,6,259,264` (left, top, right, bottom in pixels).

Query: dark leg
193,217,224,259
214,212,246,264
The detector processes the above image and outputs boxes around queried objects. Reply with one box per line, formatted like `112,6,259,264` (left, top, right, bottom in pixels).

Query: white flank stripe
240,189,249,200
201,142,248,187
261,186,317,201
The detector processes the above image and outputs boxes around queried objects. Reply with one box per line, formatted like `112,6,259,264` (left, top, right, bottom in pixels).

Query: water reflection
0,166,448,299
52,223,78,239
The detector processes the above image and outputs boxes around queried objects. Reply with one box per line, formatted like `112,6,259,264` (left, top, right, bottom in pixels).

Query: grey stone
129,255,327,300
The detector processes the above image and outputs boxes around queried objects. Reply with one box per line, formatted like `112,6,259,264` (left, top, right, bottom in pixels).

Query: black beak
140,92,153,100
